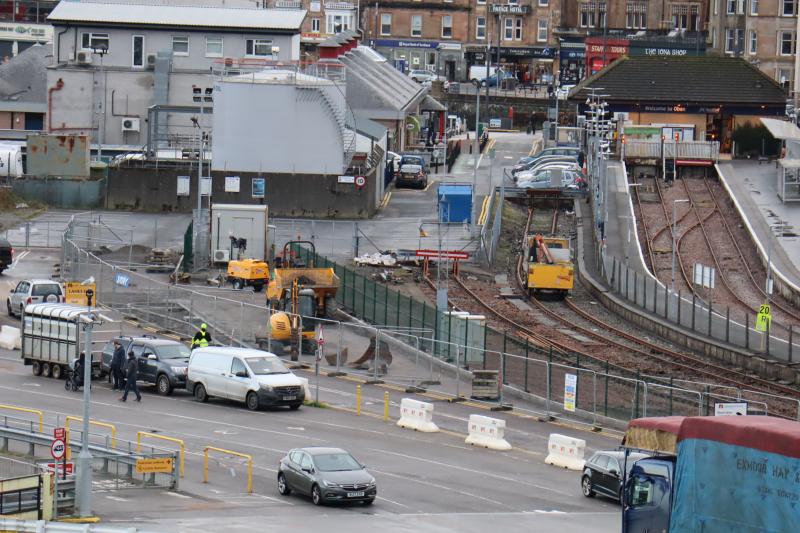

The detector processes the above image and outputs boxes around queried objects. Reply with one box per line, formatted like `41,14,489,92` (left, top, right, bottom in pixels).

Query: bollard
356,384,362,416
384,391,390,422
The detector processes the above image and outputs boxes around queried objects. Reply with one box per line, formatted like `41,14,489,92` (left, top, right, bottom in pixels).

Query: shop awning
761,118,800,141
420,95,446,112
779,158,800,168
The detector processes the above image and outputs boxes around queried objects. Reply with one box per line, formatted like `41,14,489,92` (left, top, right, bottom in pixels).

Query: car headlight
322,480,340,488
260,384,273,392
367,479,376,487
171,366,187,375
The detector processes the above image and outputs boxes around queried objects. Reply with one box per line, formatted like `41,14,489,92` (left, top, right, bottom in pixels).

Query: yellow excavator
263,241,340,358
526,234,574,298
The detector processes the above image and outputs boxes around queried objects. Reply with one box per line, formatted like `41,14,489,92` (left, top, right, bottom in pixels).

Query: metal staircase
295,83,356,172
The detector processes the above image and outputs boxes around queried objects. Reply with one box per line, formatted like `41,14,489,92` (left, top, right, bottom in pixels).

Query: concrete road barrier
298,377,311,401
465,414,511,451
396,398,439,432
0,326,21,350
544,433,586,470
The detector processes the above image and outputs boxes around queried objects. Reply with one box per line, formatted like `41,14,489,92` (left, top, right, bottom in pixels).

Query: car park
101,336,191,395
582,450,649,501
7,280,63,317
187,347,306,410
394,154,428,189
515,147,583,168
513,156,580,178
277,447,377,506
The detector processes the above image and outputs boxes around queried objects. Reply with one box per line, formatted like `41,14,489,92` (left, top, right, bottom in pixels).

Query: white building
46,0,305,148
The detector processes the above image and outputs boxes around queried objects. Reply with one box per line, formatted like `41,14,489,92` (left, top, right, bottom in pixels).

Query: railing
137,432,185,478
324,0,355,8
204,446,252,493
212,59,346,83
622,140,720,161
274,0,302,6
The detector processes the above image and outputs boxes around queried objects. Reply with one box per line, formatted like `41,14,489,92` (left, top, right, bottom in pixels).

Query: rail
203,446,252,494
0,405,43,433
137,432,185,478
64,417,116,461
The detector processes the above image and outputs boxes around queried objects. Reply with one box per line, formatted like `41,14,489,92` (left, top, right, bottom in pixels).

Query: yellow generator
526,234,574,297
227,259,269,292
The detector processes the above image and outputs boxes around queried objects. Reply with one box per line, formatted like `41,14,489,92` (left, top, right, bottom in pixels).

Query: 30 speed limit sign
50,438,66,460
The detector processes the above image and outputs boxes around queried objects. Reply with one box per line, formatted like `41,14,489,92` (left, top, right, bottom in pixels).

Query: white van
187,347,306,411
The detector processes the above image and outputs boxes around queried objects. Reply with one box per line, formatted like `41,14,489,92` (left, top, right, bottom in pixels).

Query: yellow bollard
383,391,389,422
356,384,362,416
203,446,253,493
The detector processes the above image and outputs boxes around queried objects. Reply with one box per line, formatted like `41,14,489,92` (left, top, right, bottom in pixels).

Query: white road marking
165,492,192,499
371,469,514,509
504,156,514,159
9,250,29,270
286,426,304,431
530,509,567,514
105,495,130,502
376,495,411,509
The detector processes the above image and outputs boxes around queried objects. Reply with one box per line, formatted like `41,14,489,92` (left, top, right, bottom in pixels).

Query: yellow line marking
143,326,158,333
379,191,392,209
423,180,435,192
477,196,490,225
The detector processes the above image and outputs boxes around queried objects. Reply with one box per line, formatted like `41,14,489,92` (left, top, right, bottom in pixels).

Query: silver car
516,161,581,182
277,447,377,506
518,168,584,189
7,279,64,317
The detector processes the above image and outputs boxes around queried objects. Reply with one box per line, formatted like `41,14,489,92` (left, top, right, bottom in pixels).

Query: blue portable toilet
438,183,473,223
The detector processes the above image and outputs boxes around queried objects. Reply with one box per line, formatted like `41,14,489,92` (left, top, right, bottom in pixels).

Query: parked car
394,155,428,189
187,347,306,410
278,447,377,506
513,156,580,178
408,69,436,83
0,237,12,274
101,336,191,395
7,279,63,317
517,168,586,190
514,147,583,171
485,69,515,87
582,450,649,501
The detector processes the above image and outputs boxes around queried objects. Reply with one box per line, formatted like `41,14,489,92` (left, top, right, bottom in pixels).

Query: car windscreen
246,356,290,375
157,345,191,359
31,284,62,296
313,453,362,472
401,156,424,165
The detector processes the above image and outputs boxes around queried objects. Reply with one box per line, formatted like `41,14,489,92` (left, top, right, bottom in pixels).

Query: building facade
46,0,304,148
0,0,55,58
271,0,358,58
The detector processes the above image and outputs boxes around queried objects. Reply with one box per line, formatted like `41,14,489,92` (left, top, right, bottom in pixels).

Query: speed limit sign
50,438,66,460
355,176,366,188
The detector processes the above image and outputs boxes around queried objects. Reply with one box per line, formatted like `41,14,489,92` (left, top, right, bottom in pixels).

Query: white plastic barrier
396,398,439,432
544,433,586,470
464,414,511,451
0,325,21,350
298,377,312,401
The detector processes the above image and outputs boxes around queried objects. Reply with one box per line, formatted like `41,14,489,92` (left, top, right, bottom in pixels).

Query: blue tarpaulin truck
621,415,800,533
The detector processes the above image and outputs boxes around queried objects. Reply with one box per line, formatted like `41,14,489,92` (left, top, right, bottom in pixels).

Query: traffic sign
415,249,470,260
64,282,97,306
355,176,366,188
715,402,748,416
135,457,174,474
50,439,66,460
45,462,74,475
756,303,772,332
54,427,65,440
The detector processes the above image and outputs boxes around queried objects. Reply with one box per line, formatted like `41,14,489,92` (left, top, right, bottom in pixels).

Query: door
296,453,315,495
130,342,146,382
138,343,158,383
205,355,231,397
10,281,26,308
445,60,456,81
226,358,251,402
606,457,622,498
284,451,304,490
132,35,145,68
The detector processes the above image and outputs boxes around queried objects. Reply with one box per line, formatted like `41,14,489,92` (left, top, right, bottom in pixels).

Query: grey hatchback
277,447,377,506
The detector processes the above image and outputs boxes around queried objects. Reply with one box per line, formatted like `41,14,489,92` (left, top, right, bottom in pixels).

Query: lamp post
472,78,485,234
671,199,690,292
191,86,213,271
766,223,781,305
91,46,108,163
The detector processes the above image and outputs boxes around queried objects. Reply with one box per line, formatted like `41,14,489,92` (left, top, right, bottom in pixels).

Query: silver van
187,347,306,410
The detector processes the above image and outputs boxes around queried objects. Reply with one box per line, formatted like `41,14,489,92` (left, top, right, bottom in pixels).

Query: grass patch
304,400,329,408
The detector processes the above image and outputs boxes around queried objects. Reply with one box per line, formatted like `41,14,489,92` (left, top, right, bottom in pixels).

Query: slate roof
0,44,50,112
570,56,786,105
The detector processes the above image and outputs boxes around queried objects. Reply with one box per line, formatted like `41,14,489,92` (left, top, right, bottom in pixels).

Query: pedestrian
110,340,125,390
119,351,141,402
72,352,86,389
191,323,212,350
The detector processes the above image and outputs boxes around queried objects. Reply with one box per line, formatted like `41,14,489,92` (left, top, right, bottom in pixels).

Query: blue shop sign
370,39,440,49
560,49,586,60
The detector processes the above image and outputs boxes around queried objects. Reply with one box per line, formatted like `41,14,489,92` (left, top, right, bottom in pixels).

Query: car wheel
246,391,260,411
6,300,12,317
42,363,51,378
233,279,244,290
277,473,291,496
31,361,42,376
51,364,63,380
194,383,208,403
157,374,173,396
311,484,324,506
581,476,596,498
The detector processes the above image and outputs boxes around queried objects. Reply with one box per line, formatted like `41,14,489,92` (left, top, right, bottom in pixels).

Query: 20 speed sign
50,438,66,460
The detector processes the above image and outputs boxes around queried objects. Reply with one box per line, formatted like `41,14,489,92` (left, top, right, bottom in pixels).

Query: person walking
110,340,125,391
191,323,212,350
119,351,141,402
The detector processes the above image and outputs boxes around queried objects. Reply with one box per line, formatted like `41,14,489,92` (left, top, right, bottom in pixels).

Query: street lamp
90,46,108,163
471,78,485,234
419,218,448,310
191,86,213,271
671,199,690,291
766,223,782,305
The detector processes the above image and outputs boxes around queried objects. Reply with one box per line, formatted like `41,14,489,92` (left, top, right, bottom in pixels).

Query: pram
64,360,86,392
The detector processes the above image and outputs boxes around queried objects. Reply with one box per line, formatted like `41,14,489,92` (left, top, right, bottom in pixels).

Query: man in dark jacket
119,351,141,402
110,340,126,391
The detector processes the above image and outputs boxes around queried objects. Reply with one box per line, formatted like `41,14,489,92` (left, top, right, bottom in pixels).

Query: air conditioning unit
76,51,92,64
121,117,140,133
146,53,157,69
213,249,230,263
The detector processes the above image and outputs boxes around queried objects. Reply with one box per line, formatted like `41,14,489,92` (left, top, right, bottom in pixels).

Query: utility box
471,369,499,400
210,204,268,263
27,134,90,177
437,183,473,223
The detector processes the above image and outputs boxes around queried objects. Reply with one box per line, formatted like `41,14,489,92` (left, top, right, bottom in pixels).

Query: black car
394,155,428,189
582,450,649,502
0,237,12,274
277,447,377,506
101,336,191,395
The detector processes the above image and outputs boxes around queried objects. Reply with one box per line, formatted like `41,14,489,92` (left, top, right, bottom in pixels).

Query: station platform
716,160,800,292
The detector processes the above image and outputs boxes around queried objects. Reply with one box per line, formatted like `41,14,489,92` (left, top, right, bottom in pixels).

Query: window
598,2,607,28
726,0,735,13
537,19,547,42
579,3,596,28
205,37,223,57
783,0,796,15
672,4,699,31
231,358,248,376
504,17,514,40
713,0,718,14
725,28,743,53
777,68,792,87
539,0,548,5
327,13,352,34
81,32,109,51
626,3,646,29
750,0,758,14
476,16,486,39
311,18,320,33
299,453,313,471
0,488,40,514
748,30,757,54
779,31,795,55
246,38,272,57
712,28,717,48
629,476,655,507
172,36,189,55
132,35,144,67
380,13,392,35
737,0,745,12
477,0,485,4
442,15,452,38
411,15,422,37
515,18,523,40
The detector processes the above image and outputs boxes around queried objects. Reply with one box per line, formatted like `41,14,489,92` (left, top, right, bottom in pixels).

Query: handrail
203,446,253,493
0,404,43,432
65,416,116,460
137,432,185,477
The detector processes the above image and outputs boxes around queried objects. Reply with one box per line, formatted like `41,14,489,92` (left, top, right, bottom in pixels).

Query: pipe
48,78,95,132
55,26,68,63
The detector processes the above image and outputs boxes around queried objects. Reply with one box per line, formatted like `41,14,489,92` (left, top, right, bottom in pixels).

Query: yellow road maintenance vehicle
525,234,573,297
227,258,269,292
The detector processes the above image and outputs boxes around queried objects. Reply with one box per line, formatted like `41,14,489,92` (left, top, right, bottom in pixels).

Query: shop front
488,45,557,85
369,39,464,80
0,22,51,59
558,39,585,86
585,37,629,76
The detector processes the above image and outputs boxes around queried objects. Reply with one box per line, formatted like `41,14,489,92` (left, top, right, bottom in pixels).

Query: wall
13,176,106,208
106,165,378,218
27,134,90,177
633,112,707,137
212,79,344,174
